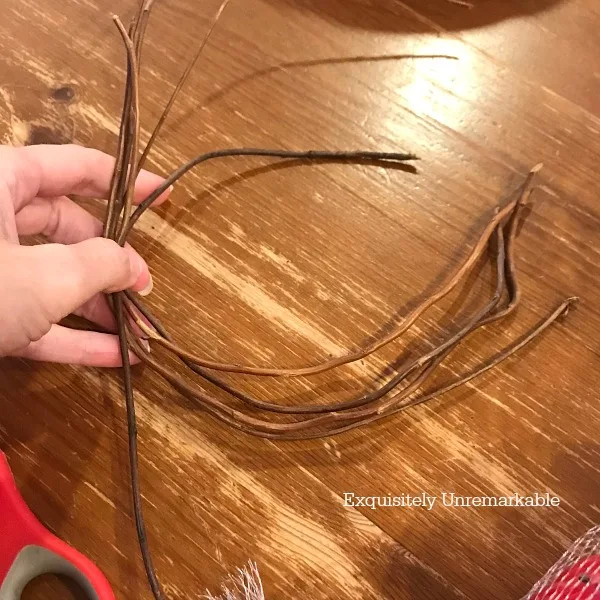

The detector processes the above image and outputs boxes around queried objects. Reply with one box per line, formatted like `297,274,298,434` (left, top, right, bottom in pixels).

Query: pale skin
0,144,171,367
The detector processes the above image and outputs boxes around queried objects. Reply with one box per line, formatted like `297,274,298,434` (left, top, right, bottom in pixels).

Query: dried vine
101,0,576,598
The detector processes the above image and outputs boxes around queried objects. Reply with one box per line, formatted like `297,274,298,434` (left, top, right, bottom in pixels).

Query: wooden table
1,0,599,598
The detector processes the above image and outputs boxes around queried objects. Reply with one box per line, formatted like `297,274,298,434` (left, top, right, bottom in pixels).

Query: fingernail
141,339,151,353
139,272,153,296
128,353,142,366
158,185,173,202
127,249,145,281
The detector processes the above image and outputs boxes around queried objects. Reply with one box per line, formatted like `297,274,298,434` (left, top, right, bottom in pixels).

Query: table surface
1,0,599,598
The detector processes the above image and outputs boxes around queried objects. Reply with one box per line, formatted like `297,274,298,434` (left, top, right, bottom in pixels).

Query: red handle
0,451,115,600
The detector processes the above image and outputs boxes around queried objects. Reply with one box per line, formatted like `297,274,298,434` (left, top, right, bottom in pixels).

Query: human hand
0,144,171,367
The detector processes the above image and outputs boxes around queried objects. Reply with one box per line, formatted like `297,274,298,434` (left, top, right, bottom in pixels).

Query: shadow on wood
265,0,564,32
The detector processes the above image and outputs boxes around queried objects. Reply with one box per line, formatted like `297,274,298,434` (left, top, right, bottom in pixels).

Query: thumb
26,238,150,323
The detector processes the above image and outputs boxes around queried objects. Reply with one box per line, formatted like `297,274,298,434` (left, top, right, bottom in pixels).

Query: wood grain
1,0,599,598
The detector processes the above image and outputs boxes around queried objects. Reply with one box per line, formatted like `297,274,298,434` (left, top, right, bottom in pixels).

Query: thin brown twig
112,16,142,243
137,0,232,172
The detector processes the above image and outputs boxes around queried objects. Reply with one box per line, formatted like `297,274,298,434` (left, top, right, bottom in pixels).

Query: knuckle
82,238,132,288
0,312,52,357
43,197,62,240
85,147,112,186
0,149,21,201
25,313,52,343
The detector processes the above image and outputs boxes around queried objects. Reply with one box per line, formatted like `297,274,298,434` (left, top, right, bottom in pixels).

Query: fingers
11,324,146,367
6,144,171,211
13,210,154,334
22,239,152,325
16,199,155,320
15,195,159,248
73,294,118,333
71,294,151,340
16,196,106,242
71,294,152,341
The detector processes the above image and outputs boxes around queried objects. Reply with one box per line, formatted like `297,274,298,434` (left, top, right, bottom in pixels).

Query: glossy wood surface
1,0,599,598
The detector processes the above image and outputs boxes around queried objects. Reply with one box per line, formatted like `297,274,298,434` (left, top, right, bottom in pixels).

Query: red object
0,451,114,600
531,556,600,600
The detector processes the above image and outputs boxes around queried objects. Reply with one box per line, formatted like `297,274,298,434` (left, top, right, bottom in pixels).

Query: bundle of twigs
101,0,575,598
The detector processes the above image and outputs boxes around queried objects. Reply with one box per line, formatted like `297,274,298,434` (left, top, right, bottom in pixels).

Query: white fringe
203,561,265,600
